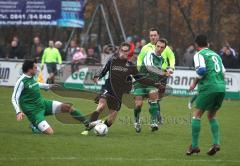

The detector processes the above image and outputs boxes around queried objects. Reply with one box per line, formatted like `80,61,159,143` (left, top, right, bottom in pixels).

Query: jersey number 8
212,56,221,73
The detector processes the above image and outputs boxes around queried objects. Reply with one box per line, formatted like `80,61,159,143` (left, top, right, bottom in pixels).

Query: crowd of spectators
0,35,239,69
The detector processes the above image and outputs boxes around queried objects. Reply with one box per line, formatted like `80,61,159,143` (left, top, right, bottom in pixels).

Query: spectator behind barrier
29,36,44,62
71,47,87,72
181,44,196,67
85,47,100,65
55,41,66,61
220,46,239,69
66,40,77,62
126,36,135,60
8,39,24,59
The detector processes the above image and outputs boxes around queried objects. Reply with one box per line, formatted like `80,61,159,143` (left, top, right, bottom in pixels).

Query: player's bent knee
60,103,73,113
97,101,106,112
193,109,203,119
207,111,217,120
38,120,53,135
135,99,143,107
43,127,54,135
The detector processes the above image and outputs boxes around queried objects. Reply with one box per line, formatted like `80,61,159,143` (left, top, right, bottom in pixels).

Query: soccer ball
94,123,108,136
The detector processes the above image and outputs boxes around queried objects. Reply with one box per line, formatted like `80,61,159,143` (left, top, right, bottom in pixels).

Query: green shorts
195,92,225,111
24,100,53,126
133,82,158,96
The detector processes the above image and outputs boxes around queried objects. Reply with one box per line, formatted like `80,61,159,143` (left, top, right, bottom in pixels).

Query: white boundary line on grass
0,157,240,163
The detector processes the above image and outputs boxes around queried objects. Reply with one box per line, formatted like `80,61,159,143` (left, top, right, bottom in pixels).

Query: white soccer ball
94,123,108,136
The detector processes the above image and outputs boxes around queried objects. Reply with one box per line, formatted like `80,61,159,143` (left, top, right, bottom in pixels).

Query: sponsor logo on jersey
112,66,128,72
29,82,39,88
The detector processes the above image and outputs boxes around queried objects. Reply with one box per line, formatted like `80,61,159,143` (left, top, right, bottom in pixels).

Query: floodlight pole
64,28,76,52
80,5,100,47
80,4,114,46
112,0,127,42
100,4,114,45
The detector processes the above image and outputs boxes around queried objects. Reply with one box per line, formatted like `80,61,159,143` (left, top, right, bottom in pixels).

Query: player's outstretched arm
189,78,200,91
94,58,111,80
11,80,24,116
16,112,25,121
38,83,61,90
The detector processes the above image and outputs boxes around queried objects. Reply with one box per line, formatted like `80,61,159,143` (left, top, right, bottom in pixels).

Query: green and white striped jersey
137,43,175,70
139,50,164,80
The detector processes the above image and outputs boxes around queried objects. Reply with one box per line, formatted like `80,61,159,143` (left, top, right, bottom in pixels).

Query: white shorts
37,101,62,132
37,120,50,132
52,101,63,114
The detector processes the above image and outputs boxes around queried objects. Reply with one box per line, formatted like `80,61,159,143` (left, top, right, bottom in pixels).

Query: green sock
71,109,88,125
134,107,141,123
209,119,220,145
30,124,41,134
190,95,198,103
192,118,201,148
149,102,158,124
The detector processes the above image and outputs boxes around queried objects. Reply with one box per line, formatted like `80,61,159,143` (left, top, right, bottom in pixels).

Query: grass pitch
0,87,239,166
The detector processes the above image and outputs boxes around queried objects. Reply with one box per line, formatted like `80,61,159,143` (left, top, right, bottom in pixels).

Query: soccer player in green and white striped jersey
134,39,169,132
186,35,226,156
133,28,175,133
12,60,87,135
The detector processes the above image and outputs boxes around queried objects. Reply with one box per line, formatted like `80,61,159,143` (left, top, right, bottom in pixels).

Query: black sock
104,120,112,127
85,111,100,131
134,107,141,123
70,110,89,127
90,111,100,122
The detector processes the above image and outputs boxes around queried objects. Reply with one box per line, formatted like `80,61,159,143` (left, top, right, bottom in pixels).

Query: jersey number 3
212,56,221,73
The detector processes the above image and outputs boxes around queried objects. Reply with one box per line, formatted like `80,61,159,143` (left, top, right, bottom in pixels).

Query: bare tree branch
175,0,195,39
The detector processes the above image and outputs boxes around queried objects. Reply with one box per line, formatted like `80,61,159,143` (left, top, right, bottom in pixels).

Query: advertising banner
1,61,239,99
61,66,240,99
0,0,85,27
0,61,48,86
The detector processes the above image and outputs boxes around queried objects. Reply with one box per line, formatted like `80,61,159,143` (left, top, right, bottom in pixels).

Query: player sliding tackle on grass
186,34,226,156
11,60,87,135
81,42,167,135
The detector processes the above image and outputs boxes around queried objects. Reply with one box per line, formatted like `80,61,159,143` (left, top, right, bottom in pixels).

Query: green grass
0,87,240,166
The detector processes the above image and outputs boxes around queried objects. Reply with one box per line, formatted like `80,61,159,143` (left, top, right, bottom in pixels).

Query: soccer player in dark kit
81,42,167,135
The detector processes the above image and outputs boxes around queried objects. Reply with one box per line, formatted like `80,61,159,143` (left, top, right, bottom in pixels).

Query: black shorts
46,63,57,74
96,83,122,111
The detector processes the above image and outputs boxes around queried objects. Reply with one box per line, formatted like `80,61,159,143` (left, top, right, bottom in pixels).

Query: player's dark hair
195,34,208,47
120,42,131,50
156,38,168,46
149,28,160,35
22,60,36,73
